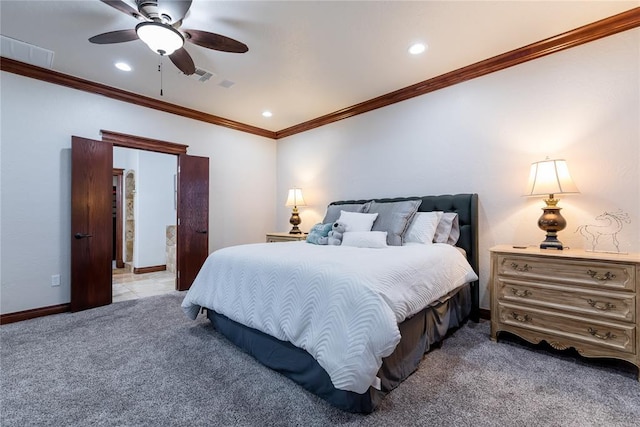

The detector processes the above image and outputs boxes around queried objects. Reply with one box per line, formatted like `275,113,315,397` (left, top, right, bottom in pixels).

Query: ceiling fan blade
184,29,248,53
156,0,192,24
89,29,139,44
169,47,196,75
99,0,143,20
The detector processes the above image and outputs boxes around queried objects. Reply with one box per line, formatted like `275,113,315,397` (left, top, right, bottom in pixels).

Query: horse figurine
576,210,631,252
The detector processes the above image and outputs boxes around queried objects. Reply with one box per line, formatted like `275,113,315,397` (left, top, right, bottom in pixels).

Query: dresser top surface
490,244,640,263
267,232,308,237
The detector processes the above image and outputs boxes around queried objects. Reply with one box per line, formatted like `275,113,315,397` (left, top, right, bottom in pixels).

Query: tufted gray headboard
328,193,479,322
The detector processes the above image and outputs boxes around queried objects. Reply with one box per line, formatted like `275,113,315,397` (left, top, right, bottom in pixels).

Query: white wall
114,147,177,269
132,150,177,269
1,28,638,316
276,29,640,310
0,73,276,314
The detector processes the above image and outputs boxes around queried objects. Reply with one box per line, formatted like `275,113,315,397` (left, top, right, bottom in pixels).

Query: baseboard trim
0,303,70,325
479,308,490,321
133,265,167,274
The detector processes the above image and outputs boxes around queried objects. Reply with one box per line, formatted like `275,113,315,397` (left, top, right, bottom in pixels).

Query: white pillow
341,231,388,248
337,210,379,232
404,211,442,244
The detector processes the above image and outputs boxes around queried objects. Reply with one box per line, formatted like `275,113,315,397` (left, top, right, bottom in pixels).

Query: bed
182,193,479,413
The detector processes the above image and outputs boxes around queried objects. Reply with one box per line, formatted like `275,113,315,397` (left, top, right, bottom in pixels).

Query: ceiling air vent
189,67,215,83
218,79,235,89
1,35,54,69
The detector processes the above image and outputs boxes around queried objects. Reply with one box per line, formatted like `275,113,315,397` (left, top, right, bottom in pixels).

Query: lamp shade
285,188,306,207
525,158,579,196
136,22,184,55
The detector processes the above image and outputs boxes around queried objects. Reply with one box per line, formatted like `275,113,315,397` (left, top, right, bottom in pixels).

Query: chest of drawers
490,245,640,380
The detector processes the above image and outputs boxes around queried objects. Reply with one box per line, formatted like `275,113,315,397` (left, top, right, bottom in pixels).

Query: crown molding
275,7,640,139
0,57,277,140
1,7,638,141
276,7,640,139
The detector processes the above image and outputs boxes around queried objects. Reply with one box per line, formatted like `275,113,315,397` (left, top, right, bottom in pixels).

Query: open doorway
112,147,177,302
71,131,208,312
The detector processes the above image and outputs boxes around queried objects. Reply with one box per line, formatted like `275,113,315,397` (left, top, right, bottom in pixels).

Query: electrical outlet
51,274,60,287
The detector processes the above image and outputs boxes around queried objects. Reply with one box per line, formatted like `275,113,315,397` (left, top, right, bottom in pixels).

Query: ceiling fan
88,0,248,75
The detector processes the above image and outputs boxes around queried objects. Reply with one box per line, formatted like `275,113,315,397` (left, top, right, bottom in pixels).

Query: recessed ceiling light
262,111,273,118
408,43,427,55
115,62,132,71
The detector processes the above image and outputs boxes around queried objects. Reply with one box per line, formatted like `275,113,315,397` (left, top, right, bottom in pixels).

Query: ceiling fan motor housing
137,1,172,24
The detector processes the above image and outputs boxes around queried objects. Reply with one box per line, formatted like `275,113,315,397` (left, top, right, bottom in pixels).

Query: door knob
196,230,208,234
74,233,93,239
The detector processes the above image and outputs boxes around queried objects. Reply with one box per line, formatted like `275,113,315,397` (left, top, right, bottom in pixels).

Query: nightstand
490,244,640,380
266,232,308,243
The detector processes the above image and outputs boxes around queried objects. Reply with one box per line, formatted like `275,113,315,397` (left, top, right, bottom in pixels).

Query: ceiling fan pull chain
158,57,164,96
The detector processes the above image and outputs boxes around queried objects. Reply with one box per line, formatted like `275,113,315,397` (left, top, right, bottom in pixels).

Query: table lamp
285,188,306,234
525,158,579,250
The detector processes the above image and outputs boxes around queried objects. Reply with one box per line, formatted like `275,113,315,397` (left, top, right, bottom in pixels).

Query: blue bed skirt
207,284,471,413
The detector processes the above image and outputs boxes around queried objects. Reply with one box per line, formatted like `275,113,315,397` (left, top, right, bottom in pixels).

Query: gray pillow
367,200,422,246
322,202,371,224
433,212,460,244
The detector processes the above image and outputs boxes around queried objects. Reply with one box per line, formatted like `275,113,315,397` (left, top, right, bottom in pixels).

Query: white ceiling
1,1,637,132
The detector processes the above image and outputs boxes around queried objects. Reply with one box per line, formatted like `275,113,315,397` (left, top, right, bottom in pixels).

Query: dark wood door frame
101,130,188,155
112,168,124,269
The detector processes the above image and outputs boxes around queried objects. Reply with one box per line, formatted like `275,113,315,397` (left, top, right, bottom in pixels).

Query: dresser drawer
497,302,636,354
497,255,636,291
496,278,636,322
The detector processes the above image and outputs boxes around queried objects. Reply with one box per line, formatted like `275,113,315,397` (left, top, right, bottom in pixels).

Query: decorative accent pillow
306,222,333,245
367,200,422,246
337,211,379,232
322,202,371,224
433,212,460,244
404,211,443,244
341,231,388,248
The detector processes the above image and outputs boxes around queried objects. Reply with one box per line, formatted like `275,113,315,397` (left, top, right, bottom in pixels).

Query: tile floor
112,269,177,303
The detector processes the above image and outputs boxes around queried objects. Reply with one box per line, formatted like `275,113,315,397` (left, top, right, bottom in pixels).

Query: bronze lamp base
538,195,567,250
289,206,302,234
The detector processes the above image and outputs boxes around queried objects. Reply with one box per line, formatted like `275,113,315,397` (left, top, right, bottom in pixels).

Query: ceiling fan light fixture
136,22,184,55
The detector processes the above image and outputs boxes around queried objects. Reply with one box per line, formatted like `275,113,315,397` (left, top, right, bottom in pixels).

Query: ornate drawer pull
587,299,616,311
511,312,531,323
510,262,531,272
511,288,532,298
587,327,616,341
586,270,616,281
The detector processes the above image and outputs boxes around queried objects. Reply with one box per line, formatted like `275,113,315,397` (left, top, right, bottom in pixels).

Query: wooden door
71,136,113,311
177,154,209,291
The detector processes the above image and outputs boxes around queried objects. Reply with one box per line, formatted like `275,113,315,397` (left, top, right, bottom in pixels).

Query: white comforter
182,242,478,393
